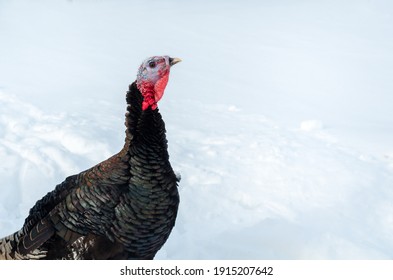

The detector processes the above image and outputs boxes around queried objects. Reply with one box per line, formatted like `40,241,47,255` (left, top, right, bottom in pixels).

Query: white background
1,0,393,259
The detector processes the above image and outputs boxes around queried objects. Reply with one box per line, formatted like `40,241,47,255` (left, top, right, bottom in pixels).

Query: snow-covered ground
1,0,393,259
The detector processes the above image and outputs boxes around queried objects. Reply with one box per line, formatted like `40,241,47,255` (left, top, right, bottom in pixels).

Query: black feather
0,81,179,260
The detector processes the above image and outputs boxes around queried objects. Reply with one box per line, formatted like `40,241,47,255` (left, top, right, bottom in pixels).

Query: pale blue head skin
136,56,171,87
136,56,181,85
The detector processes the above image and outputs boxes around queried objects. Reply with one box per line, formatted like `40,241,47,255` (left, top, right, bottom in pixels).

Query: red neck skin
137,73,169,111
137,82,157,111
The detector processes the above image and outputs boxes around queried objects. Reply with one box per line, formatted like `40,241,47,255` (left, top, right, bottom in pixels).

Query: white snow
300,120,324,132
1,0,393,259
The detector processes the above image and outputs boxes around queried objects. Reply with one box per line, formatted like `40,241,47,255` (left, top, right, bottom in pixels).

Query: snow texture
1,0,393,259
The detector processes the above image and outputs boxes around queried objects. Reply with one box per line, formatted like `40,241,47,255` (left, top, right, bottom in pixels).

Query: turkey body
0,81,180,260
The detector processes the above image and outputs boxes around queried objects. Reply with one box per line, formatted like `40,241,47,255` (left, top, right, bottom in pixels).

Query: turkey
0,55,181,260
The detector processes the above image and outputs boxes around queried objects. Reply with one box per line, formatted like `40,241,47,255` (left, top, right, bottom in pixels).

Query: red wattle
137,82,158,111
154,75,169,103
137,72,169,111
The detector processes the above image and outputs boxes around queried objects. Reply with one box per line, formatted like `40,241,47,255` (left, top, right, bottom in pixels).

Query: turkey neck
123,82,169,155
122,82,173,188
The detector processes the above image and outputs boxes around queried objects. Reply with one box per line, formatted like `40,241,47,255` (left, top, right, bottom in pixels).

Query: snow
1,0,393,259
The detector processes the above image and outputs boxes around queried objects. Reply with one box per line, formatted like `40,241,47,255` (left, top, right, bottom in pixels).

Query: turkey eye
149,61,156,68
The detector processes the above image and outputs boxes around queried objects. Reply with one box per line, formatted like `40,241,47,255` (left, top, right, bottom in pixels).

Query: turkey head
136,56,181,110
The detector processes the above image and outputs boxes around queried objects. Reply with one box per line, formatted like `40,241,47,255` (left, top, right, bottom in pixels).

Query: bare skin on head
137,56,181,110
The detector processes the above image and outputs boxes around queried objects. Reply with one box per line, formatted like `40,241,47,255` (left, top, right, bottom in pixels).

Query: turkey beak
169,57,182,66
